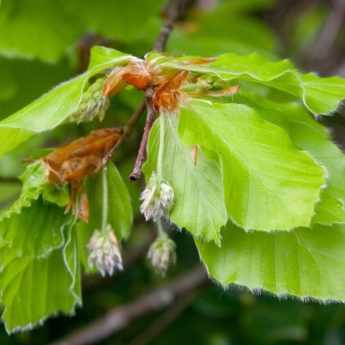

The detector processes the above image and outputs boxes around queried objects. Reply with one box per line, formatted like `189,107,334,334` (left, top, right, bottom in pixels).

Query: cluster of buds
147,232,176,276
87,225,123,276
71,78,110,124
140,173,174,222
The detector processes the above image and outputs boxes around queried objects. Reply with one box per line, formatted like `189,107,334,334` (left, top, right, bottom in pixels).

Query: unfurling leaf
155,52,345,115
70,77,110,124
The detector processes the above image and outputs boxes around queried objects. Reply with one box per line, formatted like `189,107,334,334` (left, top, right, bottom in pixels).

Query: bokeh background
1,0,345,344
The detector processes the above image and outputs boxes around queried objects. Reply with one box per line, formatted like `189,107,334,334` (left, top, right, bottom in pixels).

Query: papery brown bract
43,128,123,185
152,71,189,112
43,128,123,222
103,60,152,96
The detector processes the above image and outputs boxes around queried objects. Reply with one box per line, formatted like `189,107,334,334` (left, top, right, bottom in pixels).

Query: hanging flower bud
71,78,110,124
87,225,123,276
147,233,176,276
140,173,174,222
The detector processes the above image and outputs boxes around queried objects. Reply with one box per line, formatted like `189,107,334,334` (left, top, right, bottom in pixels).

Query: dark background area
1,0,345,344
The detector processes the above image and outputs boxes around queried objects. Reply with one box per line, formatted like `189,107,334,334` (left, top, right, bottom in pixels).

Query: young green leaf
238,95,345,225
0,47,131,157
179,98,325,232
196,222,345,301
0,161,48,221
0,199,80,333
158,52,345,115
143,114,227,244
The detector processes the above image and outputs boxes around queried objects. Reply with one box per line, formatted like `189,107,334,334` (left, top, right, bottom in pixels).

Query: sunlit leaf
0,48,131,157
197,222,345,301
0,199,80,333
159,53,345,115
179,98,325,231
144,114,227,244
237,95,345,225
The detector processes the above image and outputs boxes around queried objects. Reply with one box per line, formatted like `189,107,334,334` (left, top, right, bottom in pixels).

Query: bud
140,173,174,222
71,78,110,124
147,234,176,276
87,225,123,276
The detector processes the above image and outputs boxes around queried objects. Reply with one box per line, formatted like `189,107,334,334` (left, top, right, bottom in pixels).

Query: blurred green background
1,0,345,344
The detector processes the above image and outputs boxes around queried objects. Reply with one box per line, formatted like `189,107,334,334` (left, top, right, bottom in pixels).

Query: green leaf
196,222,345,301
0,161,48,221
144,114,227,244
0,199,81,333
159,53,345,115
88,46,132,70
0,47,130,157
237,95,345,225
179,99,325,231
0,198,67,259
0,75,86,157
77,162,132,269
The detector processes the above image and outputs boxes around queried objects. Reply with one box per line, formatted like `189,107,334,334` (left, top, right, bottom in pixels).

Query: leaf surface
0,46,130,157
159,53,345,115
144,114,227,244
237,95,345,225
0,199,80,333
197,222,345,301
179,99,325,231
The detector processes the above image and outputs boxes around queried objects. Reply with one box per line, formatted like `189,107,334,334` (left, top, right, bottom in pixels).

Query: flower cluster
140,173,174,222
87,225,123,276
147,233,176,276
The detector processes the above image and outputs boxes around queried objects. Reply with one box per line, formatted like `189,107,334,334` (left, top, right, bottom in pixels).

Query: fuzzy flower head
87,225,123,277
147,234,176,276
140,173,174,222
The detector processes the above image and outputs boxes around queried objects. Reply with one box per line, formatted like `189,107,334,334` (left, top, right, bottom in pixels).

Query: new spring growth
71,78,110,124
140,172,174,222
87,225,123,276
147,231,176,276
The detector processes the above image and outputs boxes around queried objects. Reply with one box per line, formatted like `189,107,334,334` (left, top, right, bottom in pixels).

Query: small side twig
129,91,156,181
0,176,20,184
129,291,197,345
49,266,208,345
129,0,191,181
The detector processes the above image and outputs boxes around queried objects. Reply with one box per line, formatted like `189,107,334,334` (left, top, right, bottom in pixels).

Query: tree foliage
1,0,345,343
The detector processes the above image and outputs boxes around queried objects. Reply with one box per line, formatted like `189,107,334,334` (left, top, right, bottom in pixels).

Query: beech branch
128,0,191,181
49,266,208,345
129,91,156,180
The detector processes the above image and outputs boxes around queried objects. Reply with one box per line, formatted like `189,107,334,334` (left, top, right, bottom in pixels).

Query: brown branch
49,266,208,345
0,176,20,184
302,0,345,71
129,291,197,345
129,0,191,181
129,91,156,181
